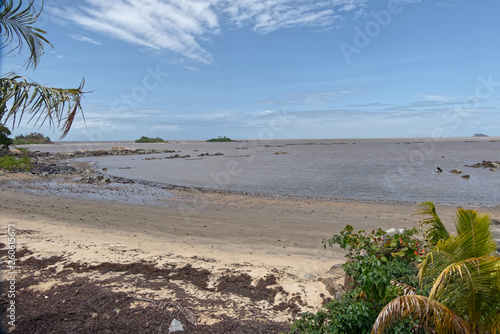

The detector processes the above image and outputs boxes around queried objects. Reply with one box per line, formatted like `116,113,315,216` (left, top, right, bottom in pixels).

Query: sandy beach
2,168,499,332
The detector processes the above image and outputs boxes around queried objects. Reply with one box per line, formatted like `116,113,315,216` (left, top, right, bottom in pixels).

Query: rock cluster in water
465,160,500,170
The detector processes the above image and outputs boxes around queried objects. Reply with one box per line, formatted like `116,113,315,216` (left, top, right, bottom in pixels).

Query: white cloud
420,94,454,102
264,86,369,105
67,34,101,45
49,0,368,64
218,0,367,34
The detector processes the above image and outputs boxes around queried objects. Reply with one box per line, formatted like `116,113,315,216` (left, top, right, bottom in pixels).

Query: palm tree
1,0,86,138
372,202,500,333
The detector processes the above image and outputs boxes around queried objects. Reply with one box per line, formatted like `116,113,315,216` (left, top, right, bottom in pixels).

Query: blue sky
3,0,500,141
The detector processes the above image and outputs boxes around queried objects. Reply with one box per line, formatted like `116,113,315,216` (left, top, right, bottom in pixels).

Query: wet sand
1,172,499,331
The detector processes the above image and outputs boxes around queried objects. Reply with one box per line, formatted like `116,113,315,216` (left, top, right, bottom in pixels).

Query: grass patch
0,155,32,171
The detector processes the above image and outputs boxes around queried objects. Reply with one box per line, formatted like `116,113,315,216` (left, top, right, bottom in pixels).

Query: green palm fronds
1,0,87,138
373,202,500,333
0,0,52,69
0,76,85,137
372,294,473,334
414,200,450,245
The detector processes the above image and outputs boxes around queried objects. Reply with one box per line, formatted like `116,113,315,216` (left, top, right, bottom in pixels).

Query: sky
2,0,500,141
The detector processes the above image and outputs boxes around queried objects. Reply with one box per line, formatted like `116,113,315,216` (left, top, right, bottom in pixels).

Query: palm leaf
415,201,450,245
454,209,496,257
429,256,500,330
0,0,52,69
371,294,473,334
0,75,86,138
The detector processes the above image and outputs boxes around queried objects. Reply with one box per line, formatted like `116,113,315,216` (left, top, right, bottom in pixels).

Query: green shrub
0,125,13,149
0,156,32,171
322,225,425,263
135,136,166,143
288,225,427,333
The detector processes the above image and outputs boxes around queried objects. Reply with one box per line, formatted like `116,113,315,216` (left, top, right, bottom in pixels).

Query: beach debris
461,174,470,179
131,297,197,326
274,151,287,155
385,228,405,237
169,319,184,333
436,167,443,172
449,169,462,174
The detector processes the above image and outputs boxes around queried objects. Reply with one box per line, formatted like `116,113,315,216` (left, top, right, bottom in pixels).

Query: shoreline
2,155,500,331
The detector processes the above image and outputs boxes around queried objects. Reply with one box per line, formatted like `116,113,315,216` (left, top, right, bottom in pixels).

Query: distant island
207,136,232,142
473,133,489,137
14,132,52,145
135,136,166,143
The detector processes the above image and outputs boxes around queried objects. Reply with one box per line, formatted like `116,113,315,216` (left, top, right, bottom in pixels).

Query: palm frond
0,0,52,69
414,201,450,245
429,256,500,330
391,281,417,295
371,295,473,334
0,75,86,138
454,209,496,257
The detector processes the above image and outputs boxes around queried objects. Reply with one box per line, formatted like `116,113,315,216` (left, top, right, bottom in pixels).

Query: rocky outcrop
31,148,180,162
465,160,500,170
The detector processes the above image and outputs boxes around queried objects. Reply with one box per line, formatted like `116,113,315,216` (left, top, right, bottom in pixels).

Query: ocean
26,137,500,206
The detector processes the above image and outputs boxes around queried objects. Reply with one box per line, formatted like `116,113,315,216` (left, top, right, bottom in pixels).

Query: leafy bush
135,136,166,143
290,289,378,334
288,225,427,333
14,132,51,145
0,156,32,171
322,225,425,263
0,125,13,149
207,136,232,142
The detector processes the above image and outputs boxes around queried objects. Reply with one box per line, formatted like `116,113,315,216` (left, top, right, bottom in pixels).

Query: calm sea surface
27,138,500,206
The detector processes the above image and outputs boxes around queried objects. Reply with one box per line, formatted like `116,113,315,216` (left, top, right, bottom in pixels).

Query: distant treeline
14,132,52,145
207,136,232,142
135,136,166,143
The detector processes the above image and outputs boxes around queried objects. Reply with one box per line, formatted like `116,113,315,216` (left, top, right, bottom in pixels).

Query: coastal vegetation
0,125,13,149
0,0,86,138
135,136,166,143
207,136,232,142
0,155,31,171
289,201,500,333
13,132,51,145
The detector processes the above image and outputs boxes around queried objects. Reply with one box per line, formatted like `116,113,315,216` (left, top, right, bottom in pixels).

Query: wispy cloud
264,86,369,105
420,94,454,102
218,0,367,34
67,34,101,45
49,0,368,64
